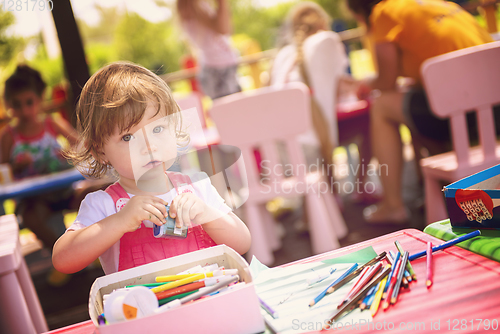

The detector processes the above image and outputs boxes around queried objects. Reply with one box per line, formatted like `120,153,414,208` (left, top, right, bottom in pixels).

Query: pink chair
210,82,348,265
0,214,48,333
175,91,206,128
420,41,500,225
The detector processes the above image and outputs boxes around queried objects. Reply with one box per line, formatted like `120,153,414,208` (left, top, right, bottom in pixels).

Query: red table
44,229,500,333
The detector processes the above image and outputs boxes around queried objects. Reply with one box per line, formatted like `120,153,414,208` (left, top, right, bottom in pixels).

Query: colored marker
259,297,279,319
156,275,239,312
151,269,238,293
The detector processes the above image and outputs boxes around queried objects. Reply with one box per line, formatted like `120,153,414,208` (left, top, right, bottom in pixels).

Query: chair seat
420,143,500,181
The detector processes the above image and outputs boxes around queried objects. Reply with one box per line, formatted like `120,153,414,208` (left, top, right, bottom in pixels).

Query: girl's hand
169,192,219,228
116,195,168,233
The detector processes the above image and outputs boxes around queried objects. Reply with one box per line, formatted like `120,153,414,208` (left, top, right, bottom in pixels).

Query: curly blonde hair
66,61,186,178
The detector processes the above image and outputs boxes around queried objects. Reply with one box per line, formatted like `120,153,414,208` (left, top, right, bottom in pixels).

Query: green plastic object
424,219,500,262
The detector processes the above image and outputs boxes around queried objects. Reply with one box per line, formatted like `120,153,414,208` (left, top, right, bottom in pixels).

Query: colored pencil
409,230,481,261
360,285,377,310
323,266,391,329
309,263,358,307
395,241,417,280
383,252,399,300
383,257,402,310
338,267,370,307
370,275,388,317
326,252,387,294
391,251,409,304
426,242,433,288
339,262,383,308
388,250,411,282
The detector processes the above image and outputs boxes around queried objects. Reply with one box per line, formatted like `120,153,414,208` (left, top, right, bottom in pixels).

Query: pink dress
105,172,217,272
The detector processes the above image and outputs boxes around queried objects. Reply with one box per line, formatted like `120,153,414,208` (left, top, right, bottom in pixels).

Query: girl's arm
50,115,79,146
53,194,169,273
357,41,399,97
196,0,232,35
170,193,251,255
0,129,13,164
201,212,251,255
52,214,128,273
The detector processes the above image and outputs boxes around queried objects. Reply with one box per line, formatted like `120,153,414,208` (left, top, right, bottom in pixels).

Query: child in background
176,0,241,99
0,65,78,250
52,62,251,275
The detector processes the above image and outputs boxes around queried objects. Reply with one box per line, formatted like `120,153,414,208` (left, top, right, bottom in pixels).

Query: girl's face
102,101,178,191
8,90,42,123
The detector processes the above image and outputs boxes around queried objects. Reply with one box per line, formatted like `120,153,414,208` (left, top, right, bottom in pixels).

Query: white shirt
271,31,349,147
67,172,231,274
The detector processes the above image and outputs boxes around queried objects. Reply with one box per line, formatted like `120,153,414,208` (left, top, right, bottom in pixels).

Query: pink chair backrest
175,92,206,128
210,83,312,194
421,41,500,169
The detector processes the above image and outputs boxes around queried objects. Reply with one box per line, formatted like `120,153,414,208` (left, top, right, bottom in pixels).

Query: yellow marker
370,274,388,317
151,269,238,294
155,273,201,283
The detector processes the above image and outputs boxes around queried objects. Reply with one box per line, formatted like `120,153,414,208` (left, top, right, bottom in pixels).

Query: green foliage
26,43,64,91
229,0,354,51
0,9,24,66
113,12,185,74
231,0,297,50
85,43,118,75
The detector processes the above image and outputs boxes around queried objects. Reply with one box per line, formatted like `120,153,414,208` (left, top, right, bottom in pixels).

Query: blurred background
0,0,498,330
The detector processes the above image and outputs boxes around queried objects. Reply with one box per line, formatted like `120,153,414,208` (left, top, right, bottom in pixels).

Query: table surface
43,229,500,334
0,168,85,201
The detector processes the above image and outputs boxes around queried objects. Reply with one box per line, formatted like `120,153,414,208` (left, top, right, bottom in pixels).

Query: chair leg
424,175,449,225
244,203,274,265
322,191,348,239
305,192,340,254
259,204,282,251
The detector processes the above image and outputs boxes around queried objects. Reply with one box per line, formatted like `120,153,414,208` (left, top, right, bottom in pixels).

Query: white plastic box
89,245,265,334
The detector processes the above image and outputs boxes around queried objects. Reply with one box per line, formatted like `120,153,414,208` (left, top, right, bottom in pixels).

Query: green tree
0,8,24,66
113,12,185,73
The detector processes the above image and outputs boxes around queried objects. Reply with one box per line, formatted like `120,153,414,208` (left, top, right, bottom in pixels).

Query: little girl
52,62,251,275
1,65,78,250
176,0,241,99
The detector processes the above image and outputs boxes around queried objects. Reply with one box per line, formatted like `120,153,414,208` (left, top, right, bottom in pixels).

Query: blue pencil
409,230,481,261
360,284,377,309
389,250,412,282
383,252,400,299
309,263,358,307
